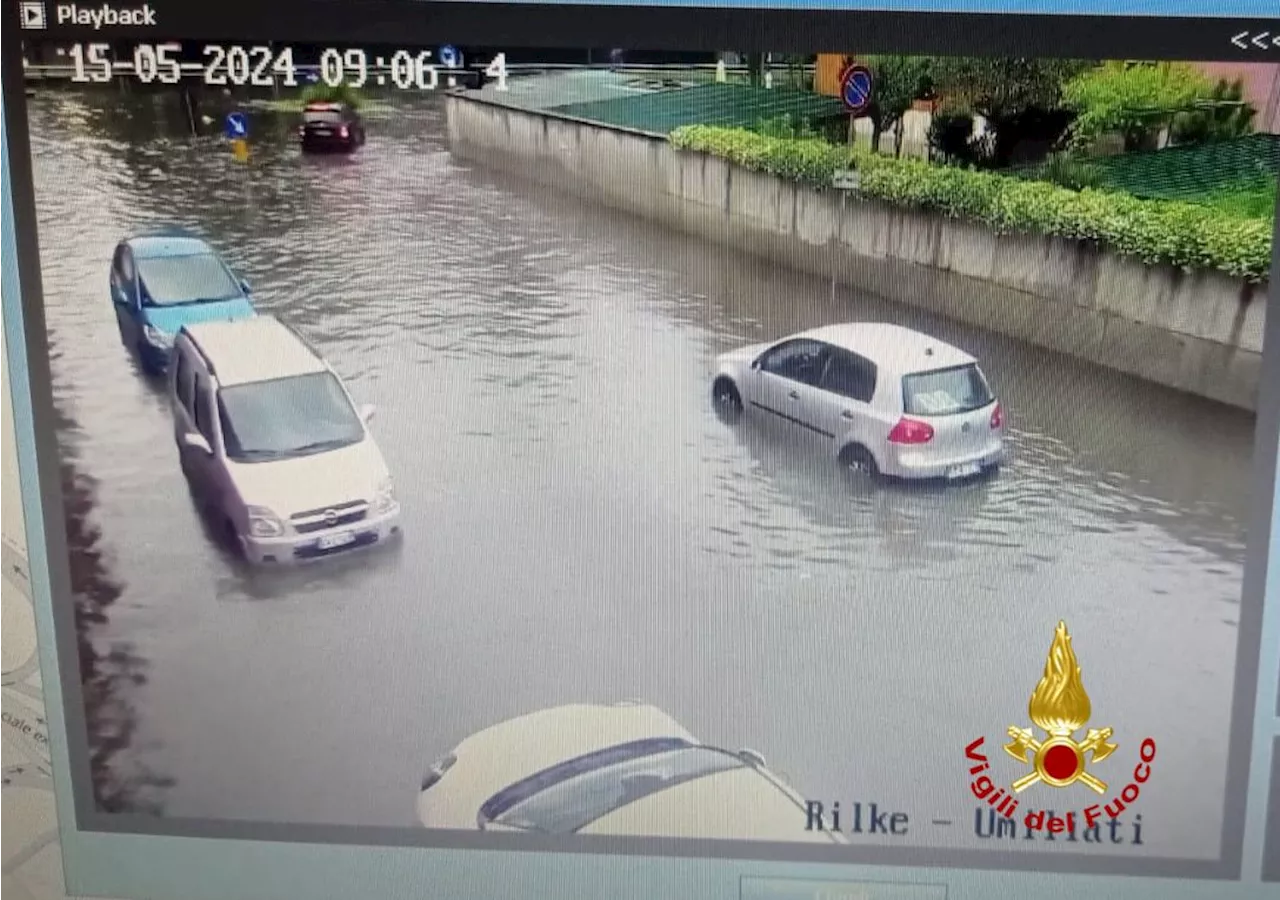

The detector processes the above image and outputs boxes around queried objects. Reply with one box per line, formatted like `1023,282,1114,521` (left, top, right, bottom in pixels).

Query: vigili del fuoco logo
964,621,1157,835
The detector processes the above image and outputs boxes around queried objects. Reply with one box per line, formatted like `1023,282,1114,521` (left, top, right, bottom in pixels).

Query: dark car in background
299,102,366,154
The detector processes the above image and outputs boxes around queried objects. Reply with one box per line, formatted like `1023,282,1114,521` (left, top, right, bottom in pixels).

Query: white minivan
169,315,401,564
712,323,1004,481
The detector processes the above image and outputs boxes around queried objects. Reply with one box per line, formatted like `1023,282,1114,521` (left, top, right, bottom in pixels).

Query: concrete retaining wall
445,94,1271,411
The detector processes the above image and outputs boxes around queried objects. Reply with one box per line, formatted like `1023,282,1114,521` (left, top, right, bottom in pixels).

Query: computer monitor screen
3,6,1278,899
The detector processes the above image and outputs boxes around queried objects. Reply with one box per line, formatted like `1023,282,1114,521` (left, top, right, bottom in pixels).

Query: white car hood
227,437,388,516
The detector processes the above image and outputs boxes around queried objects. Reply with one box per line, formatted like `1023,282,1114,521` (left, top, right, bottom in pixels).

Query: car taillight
887,417,934,444
339,125,349,138
990,402,1003,429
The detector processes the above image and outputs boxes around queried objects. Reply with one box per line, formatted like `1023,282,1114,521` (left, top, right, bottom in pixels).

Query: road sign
439,44,461,68
832,169,861,190
224,112,248,141
840,64,874,115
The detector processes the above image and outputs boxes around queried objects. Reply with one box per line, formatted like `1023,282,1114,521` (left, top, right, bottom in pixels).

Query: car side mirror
751,357,763,370
738,748,767,768
239,278,251,295
181,432,213,456
359,404,376,424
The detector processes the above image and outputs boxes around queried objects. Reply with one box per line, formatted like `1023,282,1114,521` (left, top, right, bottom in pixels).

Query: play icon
19,1,47,28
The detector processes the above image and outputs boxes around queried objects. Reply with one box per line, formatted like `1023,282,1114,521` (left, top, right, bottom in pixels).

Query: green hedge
669,125,1274,282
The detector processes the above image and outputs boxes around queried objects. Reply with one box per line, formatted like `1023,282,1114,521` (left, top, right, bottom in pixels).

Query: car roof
797,323,975,373
425,704,695,824
304,101,352,113
125,230,215,260
181,316,327,387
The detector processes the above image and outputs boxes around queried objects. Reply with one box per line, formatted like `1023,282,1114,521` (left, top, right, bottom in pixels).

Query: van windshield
218,372,364,462
902,364,993,416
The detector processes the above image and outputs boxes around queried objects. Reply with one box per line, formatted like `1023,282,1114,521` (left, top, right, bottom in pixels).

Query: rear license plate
312,128,332,135
316,531,355,550
947,462,982,479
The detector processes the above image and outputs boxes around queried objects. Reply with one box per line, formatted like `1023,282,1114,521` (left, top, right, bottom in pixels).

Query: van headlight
247,505,284,538
143,324,173,348
374,477,396,513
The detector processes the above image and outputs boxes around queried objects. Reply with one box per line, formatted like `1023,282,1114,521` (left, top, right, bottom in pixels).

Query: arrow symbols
1232,30,1280,51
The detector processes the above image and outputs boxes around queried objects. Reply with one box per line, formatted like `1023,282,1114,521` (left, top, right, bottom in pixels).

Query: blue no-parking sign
223,112,248,140
840,64,873,115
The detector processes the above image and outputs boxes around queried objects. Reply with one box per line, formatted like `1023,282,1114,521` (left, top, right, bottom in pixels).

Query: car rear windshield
488,746,745,834
902,364,994,416
303,110,344,125
136,253,242,306
218,372,364,462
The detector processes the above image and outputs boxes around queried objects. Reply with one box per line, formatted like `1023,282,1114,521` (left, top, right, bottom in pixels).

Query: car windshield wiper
166,295,240,306
289,438,357,456
230,448,289,462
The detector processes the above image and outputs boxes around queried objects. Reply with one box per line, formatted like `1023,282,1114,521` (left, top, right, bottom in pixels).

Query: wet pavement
24,88,1256,855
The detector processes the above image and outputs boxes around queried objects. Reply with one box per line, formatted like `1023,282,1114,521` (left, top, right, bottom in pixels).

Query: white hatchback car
417,702,845,843
169,315,401,564
712,323,1004,480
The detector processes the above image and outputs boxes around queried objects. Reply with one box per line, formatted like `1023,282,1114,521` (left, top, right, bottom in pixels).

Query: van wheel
712,377,743,422
839,444,879,478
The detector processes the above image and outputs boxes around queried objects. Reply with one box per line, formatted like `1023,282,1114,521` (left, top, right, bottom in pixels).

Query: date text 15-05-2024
64,43,510,91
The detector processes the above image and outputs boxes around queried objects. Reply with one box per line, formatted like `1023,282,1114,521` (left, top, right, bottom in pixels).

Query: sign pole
831,190,845,304
829,169,860,307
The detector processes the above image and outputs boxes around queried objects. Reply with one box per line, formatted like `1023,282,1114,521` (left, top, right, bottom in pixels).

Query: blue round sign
840,64,873,114
223,112,248,140
439,45,460,68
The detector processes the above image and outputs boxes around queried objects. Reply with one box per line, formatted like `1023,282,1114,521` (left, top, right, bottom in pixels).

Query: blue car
110,230,256,374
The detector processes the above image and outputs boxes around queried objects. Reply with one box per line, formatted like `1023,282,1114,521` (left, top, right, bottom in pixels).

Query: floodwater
22,88,1258,857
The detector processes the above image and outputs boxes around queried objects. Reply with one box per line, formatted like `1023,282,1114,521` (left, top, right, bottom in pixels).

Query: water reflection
24,87,1254,850
58,420,172,813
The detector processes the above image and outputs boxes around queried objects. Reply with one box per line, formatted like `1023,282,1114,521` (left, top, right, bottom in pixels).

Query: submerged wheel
712,377,743,420
839,444,880,478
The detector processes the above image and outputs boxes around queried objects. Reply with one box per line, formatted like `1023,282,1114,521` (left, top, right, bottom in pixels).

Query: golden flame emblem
1004,621,1118,794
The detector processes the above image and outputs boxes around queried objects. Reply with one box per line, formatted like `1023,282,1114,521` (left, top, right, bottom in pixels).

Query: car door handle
841,410,855,420
788,390,799,400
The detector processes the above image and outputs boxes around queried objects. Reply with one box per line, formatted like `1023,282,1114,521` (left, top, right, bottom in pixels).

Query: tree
1062,61,1217,152
931,57,1090,167
1169,77,1257,145
852,55,932,156
301,81,363,109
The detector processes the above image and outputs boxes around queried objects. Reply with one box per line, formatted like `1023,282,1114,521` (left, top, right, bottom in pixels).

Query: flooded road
25,88,1255,856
